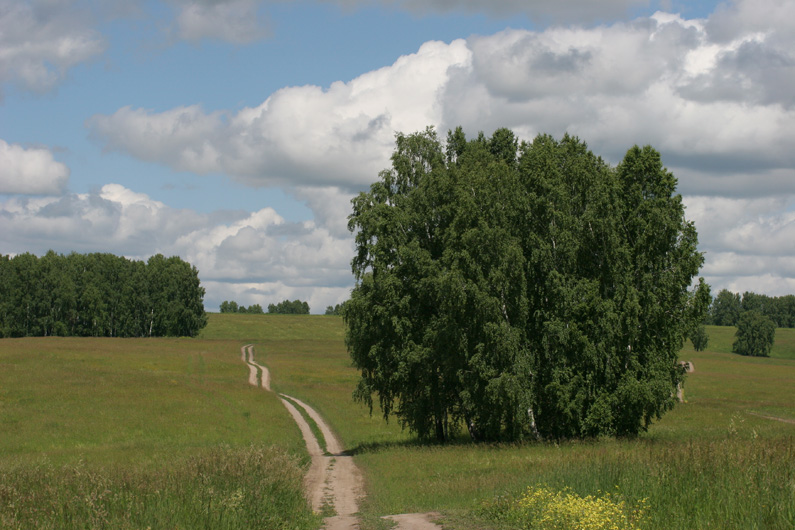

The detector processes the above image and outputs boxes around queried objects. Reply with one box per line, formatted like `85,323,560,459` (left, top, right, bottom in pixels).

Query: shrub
691,325,709,351
733,310,776,357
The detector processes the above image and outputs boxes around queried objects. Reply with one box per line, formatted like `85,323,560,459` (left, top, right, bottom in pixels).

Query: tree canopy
344,127,709,442
732,310,776,357
325,303,345,316
267,299,310,315
220,301,264,314
709,289,795,328
0,251,207,338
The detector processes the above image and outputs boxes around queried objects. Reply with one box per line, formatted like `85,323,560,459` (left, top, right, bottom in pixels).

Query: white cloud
73,0,795,299
88,6,795,200
0,0,106,94
0,183,355,312
684,194,795,296
173,0,268,44
0,140,70,194
88,39,472,188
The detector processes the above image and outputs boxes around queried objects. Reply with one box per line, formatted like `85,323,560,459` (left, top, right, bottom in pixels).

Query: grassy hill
2,315,794,529
0,332,319,529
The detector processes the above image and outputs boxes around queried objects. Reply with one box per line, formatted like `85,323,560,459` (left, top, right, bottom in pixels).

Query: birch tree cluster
345,127,709,441
0,251,207,338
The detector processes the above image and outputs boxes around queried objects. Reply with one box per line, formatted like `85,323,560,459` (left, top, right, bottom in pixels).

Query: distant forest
709,289,795,328
0,251,207,338
220,299,310,315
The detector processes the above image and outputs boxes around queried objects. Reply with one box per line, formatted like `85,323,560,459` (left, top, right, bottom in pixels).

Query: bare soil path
747,411,795,425
241,344,368,529
383,513,443,529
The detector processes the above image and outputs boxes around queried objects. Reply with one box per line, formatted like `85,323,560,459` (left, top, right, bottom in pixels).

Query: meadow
210,318,795,529
1,318,794,529
0,335,318,529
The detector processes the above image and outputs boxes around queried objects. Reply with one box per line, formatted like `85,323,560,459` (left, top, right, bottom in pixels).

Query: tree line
0,251,207,338
708,289,795,328
345,127,708,442
219,299,310,315
219,301,264,314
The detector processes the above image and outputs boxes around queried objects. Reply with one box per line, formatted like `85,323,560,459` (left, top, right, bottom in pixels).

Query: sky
1,0,794,313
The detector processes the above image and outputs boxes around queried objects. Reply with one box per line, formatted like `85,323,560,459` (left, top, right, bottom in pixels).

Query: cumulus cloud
0,140,70,194
79,0,795,298
0,183,354,312
0,0,106,94
88,4,795,200
684,195,795,296
172,0,268,43
88,39,472,188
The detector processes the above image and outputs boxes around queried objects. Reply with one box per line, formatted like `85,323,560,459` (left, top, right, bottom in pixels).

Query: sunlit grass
0,334,317,528
0,445,319,529
220,316,795,530
5,315,793,529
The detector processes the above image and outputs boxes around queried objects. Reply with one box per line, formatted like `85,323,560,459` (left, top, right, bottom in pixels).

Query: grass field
225,318,795,529
0,335,319,529
2,317,794,529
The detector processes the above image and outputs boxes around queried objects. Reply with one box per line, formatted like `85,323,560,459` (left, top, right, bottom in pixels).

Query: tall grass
472,436,795,530
0,334,317,528
216,316,795,530
0,445,319,529
7,316,792,529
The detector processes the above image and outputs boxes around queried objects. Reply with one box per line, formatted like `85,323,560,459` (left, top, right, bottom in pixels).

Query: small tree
691,325,709,351
325,303,344,316
733,310,775,357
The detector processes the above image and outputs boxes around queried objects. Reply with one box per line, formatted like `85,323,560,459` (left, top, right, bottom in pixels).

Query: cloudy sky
1,0,794,312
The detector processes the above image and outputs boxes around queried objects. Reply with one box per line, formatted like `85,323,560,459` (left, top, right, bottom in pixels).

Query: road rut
241,344,364,529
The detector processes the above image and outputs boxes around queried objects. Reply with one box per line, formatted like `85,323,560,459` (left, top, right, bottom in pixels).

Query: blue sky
2,0,794,312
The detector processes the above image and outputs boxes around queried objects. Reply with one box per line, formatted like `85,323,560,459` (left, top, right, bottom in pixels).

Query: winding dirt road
241,344,443,530
241,345,364,529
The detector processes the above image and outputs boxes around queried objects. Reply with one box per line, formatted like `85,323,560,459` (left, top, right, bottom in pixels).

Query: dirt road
241,345,365,529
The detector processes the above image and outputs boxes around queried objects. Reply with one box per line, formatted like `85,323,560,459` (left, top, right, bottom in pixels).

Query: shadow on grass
347,433,545,456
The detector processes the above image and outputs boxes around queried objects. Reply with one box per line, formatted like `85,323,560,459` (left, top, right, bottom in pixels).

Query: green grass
0,445,318,530
281,394,328,454
3,316,795,529
0,335,318,529
226,316,795,530
698,324,795,360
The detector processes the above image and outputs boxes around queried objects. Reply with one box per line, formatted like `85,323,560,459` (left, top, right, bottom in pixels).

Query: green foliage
268,299,310,314
0,445,319,530
0,251,207,338
325,303,345,316
220,300,264,314
345,127,708,441
709,289,795,328
733,310,776,357
710,289,741,326
691,325,709,351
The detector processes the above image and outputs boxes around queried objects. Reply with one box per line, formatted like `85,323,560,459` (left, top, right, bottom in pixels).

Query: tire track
241,344,363,529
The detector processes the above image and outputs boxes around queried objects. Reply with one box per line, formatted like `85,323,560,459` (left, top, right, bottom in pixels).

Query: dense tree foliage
267,300,310,314
709,289,742,326
325,304,345,316
690,325,709,351
0,251,207,337
709,289,795,328
732,310,776,357
219,301,264,314
345,127,709,442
